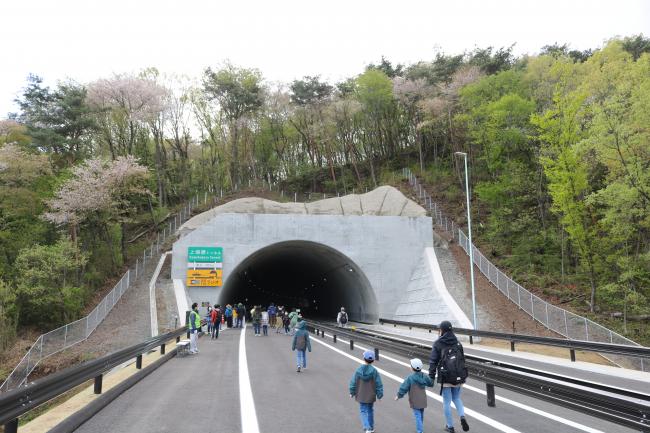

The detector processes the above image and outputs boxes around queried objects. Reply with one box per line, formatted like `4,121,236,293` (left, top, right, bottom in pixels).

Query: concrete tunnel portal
173,187,472,328
218,241,378,323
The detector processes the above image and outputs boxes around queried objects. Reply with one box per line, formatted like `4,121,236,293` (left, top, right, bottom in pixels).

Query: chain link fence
403,168,646,372
0,194,209,393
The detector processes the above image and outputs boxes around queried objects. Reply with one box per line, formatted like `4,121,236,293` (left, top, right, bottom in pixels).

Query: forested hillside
1,35,649,352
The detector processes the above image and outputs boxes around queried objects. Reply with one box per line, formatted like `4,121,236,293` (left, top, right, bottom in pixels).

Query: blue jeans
359,402,374,430
253,323,261,334
413,408,424,433
442,386,465,428
295,350,306,367
262,325,268,336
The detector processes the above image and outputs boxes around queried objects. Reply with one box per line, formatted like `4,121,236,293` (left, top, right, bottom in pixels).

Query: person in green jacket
291,320,312,372
395,358,434,433
288,308,300,335
349,350,383,433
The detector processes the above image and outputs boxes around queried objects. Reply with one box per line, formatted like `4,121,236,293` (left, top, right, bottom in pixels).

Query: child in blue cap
349,350,383,433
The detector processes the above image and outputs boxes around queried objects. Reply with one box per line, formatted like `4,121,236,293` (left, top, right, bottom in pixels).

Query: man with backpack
428,320,470,433
337,307,348,328
210,304,222,339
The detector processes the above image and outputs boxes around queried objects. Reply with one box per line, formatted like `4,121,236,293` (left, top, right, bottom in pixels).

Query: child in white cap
395,358,434,433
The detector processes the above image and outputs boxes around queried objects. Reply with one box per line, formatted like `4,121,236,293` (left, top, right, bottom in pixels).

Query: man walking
337,307,348,328
211,304,222,339
429,320,470,432
188,303,201,354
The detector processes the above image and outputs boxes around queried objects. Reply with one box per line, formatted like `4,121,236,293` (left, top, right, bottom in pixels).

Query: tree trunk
121,223,128,264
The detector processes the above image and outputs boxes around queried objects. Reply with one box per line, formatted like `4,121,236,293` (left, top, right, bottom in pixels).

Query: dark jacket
291,321,312,352
349,364,383,403
428,331,459,382
397,371,433,409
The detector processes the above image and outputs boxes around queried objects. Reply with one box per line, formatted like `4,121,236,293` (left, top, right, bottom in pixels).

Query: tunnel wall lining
172,213,433,320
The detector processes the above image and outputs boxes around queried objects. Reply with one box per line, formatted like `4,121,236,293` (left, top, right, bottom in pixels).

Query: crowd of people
187,302,468,433
191,302,304,340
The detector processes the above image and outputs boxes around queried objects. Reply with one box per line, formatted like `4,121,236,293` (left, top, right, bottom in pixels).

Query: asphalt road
73,325,640,433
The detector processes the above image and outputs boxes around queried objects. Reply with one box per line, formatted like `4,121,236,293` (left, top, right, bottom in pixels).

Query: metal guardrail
402,167,647,372
378,318,650,362
309,321,650,432
0,327,187,432
0,194,208,393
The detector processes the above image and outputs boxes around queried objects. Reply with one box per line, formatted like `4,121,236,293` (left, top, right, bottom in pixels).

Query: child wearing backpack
428,321,470,433
291,320,311,372
395,358,434,433
349,350,383,433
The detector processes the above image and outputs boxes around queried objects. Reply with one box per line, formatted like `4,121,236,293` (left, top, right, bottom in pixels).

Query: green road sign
188,246,223,262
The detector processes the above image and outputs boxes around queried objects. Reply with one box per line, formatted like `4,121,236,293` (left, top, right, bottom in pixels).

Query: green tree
203,65,264,187
0,144,55,282
0,279,17,351
15,239,88,327
15,75,95,167
355,69,399,184
533,90,602,311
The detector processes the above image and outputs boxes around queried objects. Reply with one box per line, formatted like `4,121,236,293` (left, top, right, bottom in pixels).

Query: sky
1,0,649,117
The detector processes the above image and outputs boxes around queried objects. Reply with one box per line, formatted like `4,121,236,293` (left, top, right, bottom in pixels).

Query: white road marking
318,333,605,433
311,336,521,433
239,326,260,433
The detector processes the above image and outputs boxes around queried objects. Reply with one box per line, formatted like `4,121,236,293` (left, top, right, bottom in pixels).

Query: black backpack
340,312,348,324
438,342,468,385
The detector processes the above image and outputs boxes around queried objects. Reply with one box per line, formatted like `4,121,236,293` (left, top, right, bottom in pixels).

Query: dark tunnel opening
218,241,378,323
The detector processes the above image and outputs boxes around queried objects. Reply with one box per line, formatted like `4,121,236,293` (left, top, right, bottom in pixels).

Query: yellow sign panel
186,269,222,287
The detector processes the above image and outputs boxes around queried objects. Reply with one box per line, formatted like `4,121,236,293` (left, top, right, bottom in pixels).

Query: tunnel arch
218,240,378,323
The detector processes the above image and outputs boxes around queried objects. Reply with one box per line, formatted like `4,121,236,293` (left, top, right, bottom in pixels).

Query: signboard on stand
186,246,223,287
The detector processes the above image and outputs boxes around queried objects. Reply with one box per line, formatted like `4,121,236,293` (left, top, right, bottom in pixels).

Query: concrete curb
47,349,177,433
149,251,171,337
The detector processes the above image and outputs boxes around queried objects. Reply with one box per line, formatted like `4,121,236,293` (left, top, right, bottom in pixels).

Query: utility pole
455,152,478,330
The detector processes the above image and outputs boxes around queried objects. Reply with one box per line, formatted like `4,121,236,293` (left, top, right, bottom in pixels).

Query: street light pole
455,152,478,330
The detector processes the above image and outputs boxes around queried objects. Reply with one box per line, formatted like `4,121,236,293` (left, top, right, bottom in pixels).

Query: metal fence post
564,310,569,337
584,318,589,340
63,324,69,348
545,303,549,328
531,293,534,319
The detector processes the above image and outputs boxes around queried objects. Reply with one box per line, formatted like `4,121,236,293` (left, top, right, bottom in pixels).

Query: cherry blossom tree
87,74,169,160
44,156,149,261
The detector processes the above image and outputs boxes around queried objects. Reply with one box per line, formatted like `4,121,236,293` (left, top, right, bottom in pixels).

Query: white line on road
320,333,605,433
311,336,522,433
239,326,260,433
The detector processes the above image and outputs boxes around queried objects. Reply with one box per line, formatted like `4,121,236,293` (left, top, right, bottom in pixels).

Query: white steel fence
404,168,646,372
0,194,208,393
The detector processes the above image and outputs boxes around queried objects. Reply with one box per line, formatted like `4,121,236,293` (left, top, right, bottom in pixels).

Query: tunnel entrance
218,241,378,323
